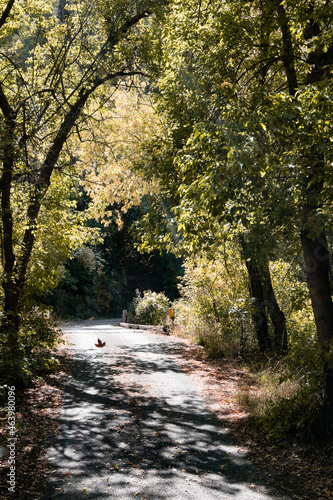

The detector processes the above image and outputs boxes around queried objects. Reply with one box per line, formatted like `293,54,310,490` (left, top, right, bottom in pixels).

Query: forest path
42,319,291,500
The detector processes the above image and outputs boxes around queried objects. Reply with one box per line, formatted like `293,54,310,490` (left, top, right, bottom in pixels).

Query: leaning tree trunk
0,86,23,381
261,263,288,352
239,235,271,353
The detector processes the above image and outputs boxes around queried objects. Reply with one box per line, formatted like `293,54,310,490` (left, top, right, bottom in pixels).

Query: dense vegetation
0,0,333,441
45,207,182,318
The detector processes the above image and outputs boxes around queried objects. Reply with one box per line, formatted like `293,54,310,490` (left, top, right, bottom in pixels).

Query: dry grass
170,328,333,500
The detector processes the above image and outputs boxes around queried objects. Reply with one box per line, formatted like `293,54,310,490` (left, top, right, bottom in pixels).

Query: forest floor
0,330,332,500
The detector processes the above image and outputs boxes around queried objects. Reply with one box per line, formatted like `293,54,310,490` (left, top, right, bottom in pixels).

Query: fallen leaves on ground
168,335,333,500
0,349,69,500
0,335,332,500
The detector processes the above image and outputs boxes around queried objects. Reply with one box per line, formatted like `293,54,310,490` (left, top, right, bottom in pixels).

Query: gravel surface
42,319,291,500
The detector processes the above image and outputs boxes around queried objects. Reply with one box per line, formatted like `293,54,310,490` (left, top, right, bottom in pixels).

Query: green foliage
174,244,332,440
173,246,255,357
257,383,326,443
128,289,170,325
25,174,101,296
252,356,327,443
46,207,182,319
126,0,333,425
0,308,62,386
237,330,331,442
47,245,122,319
20,308,60,351
0,0,170,381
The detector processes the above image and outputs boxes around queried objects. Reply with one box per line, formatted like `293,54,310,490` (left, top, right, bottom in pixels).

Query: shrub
237,340,331,442
257,386,327,442
0,307,62,386
128,289,170,325
173,250,255,357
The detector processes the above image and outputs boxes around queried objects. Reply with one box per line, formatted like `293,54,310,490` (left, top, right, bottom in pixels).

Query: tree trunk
301,212,333,407
275,0,333,408
1,282,22,382
301,226,333,344
239,235,271,353
0,86,22,380
261,263,288,351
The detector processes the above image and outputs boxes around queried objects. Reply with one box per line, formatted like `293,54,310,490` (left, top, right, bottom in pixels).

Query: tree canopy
0,0,168,382
129,0,333,402
1,0,333,413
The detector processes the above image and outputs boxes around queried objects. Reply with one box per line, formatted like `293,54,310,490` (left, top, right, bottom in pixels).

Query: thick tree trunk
275,0,333,408
301,215,333,407
261,263,288,351
0,86,22,380
301,226,333,344
239,236,271,353
1,282,22,382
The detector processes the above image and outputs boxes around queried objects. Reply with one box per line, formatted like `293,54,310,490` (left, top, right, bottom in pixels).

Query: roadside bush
237,338,330,442
173,249,255,357
0,307,62,386
258,386,327,442
248,260,331,441
128,289,170,325
175,251,332,441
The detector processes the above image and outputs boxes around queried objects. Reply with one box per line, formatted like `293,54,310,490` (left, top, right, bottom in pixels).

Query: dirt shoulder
0,333,332,500
0,347,69,500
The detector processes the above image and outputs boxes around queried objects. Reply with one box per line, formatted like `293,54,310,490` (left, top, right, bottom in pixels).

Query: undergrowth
0,308,63,388
128,289,170,325
237,348,332,443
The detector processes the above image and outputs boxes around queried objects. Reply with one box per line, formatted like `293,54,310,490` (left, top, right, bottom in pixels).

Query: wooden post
122,310,128,323
169,307,174,321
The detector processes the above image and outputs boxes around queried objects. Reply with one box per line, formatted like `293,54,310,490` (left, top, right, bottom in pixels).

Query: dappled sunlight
42,325,290,499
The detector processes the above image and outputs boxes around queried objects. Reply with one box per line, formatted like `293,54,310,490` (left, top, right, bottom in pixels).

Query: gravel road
42,319,291,500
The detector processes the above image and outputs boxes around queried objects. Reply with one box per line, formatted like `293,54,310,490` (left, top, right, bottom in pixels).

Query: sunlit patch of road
42,320,291,500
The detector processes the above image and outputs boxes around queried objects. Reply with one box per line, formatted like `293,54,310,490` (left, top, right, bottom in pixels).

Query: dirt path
41,319,291,500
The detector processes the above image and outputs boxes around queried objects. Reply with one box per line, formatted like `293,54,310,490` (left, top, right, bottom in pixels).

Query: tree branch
275,1,298,96
0,82,15,117
0,0,15,31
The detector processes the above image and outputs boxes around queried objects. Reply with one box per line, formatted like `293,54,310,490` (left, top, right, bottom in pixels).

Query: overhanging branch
0,0,15,30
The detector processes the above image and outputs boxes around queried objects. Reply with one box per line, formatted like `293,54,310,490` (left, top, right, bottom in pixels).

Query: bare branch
0,0,15,31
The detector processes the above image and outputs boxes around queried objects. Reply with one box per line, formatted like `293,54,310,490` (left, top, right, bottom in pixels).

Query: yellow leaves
72,87,159,224
260,122,267,132
22,172,101,295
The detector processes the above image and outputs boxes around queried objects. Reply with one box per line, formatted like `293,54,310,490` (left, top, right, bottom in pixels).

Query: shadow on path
42,332,290,500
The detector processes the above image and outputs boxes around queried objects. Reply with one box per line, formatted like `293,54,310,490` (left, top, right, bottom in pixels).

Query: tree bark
301,225,333,344
0,84,22,380
301,208,333,407
261,263,288,351
239,235,271,353
300,154,333,407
